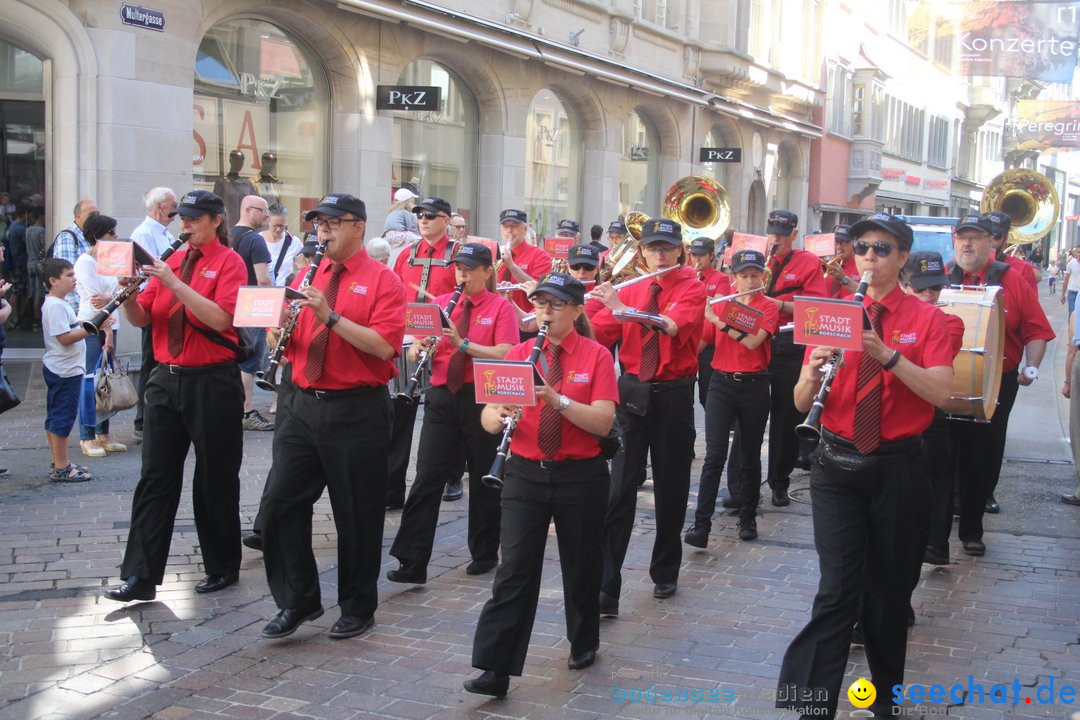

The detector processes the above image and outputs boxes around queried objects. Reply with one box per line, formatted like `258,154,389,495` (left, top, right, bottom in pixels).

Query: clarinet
481,322,551,490
81,233,189,335
254,239,328,391
794,271,873,441
396,282,467,405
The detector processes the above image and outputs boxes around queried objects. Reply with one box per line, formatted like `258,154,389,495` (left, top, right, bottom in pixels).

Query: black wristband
882,349,901,371
325,311,341,329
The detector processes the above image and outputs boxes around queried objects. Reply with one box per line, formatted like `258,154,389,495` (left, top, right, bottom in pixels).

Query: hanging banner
1016,100,1080,149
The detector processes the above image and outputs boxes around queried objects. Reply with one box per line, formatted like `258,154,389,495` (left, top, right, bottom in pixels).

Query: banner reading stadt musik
915,1,1080,83
1016,100,1080,149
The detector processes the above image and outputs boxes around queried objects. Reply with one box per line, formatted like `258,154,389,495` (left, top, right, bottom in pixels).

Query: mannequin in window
257,151,282,206
214,150,259,224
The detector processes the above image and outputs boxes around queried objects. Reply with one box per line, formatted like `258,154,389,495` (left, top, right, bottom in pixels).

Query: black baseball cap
905,251,948,291
850,212,914,250
413,196,452,216
982,211,1011,239
689,237,715,255
767,210,798,235
567,244,601,267
953,214,994,235
640,218,682,246
528,272,586,305
608,220,628,235
300,242,319,258
500,208,527,224
304,193,367,221
171,190,225,218
834,224,853,242
731,249,766,272
452,242,493,268
556,219,580,235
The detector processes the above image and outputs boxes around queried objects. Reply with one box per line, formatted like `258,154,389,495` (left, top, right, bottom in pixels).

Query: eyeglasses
269,223,287,229
450,224,467,229
531,297,569,310
418,212,447,220
643,244,680,254
311,217,363,229
852,240,897,258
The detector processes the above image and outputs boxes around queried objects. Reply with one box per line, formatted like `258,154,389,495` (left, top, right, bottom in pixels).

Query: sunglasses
568,263,597,271
418,211,446,220
852,240,897,258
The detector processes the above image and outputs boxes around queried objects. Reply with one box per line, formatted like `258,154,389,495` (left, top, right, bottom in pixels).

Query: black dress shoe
328,614,374,639
568,648,596,670
771,488,790,507
962,540,986,556
194,573,239,594
386,562,427,584
105,577,156,602
443,478,463,502
463,670,509,698
737,517,758,541
794,455,812,470
598,591,619,617
653,582,677,599
261,606,324,639
241,531,263,551
386,495,405,511
851,622,865,645
683,525,708,548
923,545,949,565
466,559,497,575
985,496,1000,514
721,497,744,510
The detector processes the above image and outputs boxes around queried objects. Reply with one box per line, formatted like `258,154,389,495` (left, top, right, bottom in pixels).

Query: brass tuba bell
980,168,1059,248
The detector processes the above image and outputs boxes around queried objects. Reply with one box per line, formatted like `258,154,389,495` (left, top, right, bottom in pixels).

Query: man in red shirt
984,210,1039,289
258,193,406,641
824,224,859,298
777,212,957,719
590,218,706,611
947,213,1054,554
497,209,553,315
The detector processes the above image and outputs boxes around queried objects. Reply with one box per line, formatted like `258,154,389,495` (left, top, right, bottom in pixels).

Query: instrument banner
717,300,764,335
234,287,288,327
468,237,500,260
792,296,866,352
543,236,575,259
473,360,538,406
405,303,445,333
803,233,836,258
96,241,136,277
731,233,768,255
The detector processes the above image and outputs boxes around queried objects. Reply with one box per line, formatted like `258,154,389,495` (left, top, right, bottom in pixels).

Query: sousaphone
980,168,1059,250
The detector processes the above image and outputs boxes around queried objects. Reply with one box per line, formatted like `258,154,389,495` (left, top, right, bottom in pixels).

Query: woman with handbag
74,214,127,457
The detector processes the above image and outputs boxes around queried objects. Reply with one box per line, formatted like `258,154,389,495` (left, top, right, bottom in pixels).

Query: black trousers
602,378,695,596
695,373,770,528
472,455,609,676
133,325,157,432
952,371,1019,543
120,363,243,584
765,336,805,492
261,380,391,618
696,345,714,409
390,384,501,568
923,411,952,554
388,395,467,504
776,437,929,719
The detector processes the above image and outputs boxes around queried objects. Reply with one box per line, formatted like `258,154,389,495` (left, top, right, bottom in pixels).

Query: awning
335,0,822,138
814,204,874,216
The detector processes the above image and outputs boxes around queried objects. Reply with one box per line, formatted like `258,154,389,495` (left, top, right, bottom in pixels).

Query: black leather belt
296,384,384,401
513,456,604,471
821,427,920,456
164,361,235,375
714,371,770,382
626,374,695,393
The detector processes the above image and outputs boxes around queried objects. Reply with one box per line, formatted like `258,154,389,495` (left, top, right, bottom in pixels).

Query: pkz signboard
699,147,742,163
119,3,165,31
376,86,442,111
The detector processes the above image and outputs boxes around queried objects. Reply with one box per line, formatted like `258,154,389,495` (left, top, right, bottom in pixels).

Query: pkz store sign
376,86,442,111
119,3,165,31
699,147,742,163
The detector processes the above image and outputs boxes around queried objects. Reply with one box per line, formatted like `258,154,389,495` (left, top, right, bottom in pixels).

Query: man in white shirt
128,187,177,443
1061,247,1080,316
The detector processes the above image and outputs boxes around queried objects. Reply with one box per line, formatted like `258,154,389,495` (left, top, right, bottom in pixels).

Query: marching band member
985,211,1039,289
258,193,405,640
684,249,777,547
823,224,858,298
603,220,628,254
776,213,956,719
947,213,1053,553
590,218,706,612
465,273,617,698
387,197,460,509
566,244,606,321
497,209,553,317
106,190,247,602
387,243,518,583
689,236,731,410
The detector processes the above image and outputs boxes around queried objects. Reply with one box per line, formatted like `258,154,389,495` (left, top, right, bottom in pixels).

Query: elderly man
49,199,98,310
231,194,274,431
984,211,1038,289
947,214,1054,554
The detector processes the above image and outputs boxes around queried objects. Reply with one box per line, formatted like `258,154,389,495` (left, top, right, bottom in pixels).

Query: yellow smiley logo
847,678,876,709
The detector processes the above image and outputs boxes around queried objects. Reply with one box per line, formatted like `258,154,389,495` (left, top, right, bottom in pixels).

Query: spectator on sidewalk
0,270,8,476
48,199,98,311
1061,308,1080,506
4,206,27,329
40,258,97,482
1062,247,1080,316
230,194,274,431
24,207,45,329
261,204,301,287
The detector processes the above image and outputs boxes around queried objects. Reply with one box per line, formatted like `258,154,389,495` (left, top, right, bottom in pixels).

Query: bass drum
936,286,1005,420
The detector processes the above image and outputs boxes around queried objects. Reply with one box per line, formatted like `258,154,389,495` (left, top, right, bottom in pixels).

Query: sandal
48,464,93,483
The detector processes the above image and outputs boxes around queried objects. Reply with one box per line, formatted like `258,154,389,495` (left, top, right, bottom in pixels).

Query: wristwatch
325,311,341,329
557,394,571,412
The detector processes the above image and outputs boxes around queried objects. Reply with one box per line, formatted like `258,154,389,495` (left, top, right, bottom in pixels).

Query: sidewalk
0,286,1078,720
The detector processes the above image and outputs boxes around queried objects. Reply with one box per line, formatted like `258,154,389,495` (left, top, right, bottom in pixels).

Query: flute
81,233,189,335
708,286,765,305
481,321,551,490
584,265,676,299
396,282,467,404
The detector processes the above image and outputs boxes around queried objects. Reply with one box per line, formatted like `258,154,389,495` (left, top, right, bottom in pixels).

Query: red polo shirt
698,267,731,298
287,248,406,389
138,240,246,366
705,293,779,373
953,259,1054,373
505,329,619,461
584,297,606,321
591,264,706,380
429,288,518,387
498,242,553,312
810,285,958,441
392,235,458,302
825,256,860,298
993,251,1039,289
768,247,829,323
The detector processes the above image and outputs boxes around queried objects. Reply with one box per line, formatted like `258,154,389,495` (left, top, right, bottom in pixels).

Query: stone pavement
0,288,1079,720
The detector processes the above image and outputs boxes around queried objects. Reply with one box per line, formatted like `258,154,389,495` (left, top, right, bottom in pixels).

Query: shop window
193,19,329,227
620,110,660,217
0,39,44,204
525,88,581,236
